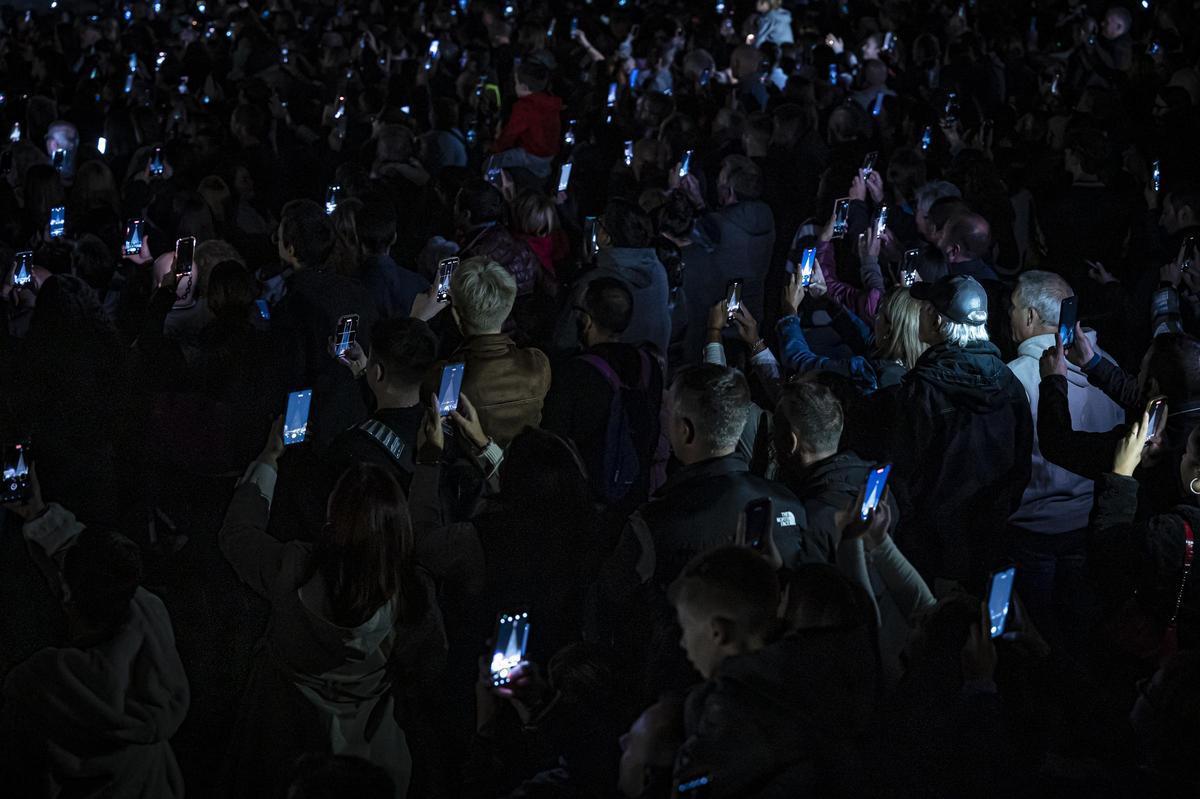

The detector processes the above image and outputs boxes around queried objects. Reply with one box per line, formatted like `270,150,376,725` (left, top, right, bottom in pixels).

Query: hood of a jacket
910,340,1015,412
1016,331,1097,389
718,200,774,239
597,247,662,290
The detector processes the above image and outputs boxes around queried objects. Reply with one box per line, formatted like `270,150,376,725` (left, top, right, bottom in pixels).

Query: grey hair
1012,270,1072,329
915,180,962,214
939,318,991,346
671,365,750,455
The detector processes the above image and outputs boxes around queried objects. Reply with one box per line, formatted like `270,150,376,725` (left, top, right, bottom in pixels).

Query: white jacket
1006,331,1126,533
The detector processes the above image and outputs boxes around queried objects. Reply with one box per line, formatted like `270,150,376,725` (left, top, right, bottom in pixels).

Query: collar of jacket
655,453,748,497
454,333,516,356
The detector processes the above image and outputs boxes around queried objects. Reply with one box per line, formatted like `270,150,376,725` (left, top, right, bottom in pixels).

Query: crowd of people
1,0,1200,796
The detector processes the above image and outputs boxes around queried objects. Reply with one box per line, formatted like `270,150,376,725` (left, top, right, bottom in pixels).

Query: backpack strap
356,419,411,470
579,353,623,390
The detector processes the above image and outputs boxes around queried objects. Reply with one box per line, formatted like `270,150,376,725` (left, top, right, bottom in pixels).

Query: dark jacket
460,223,541,298
701,201,776,324
1088,473,1200,650
620,455,813,591
675,626,878,798
781,451,897,563
888,340,1033,583
554,248,671,358
541,342,664,510
360,253,430,320
678,224,727,369
274,267,378,449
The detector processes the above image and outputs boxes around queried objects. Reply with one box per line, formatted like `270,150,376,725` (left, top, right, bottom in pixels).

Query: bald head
941,213,992,264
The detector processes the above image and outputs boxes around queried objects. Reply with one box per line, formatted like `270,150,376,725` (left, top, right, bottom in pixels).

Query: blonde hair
939,318,990,347
512,191,558,238
451,257,517,335
877,289,929,371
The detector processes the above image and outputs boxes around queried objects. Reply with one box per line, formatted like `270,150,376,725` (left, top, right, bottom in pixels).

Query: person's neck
797,448,838,470
677,446,736,467
585,332,621,348
467,328,504,339
1022,326,1057,343
374,385,420,410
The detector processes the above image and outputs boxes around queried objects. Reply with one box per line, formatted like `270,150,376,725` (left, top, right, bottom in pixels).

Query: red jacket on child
492,92,563,159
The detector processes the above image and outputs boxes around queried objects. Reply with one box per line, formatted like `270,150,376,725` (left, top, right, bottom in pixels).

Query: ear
682,417,696,446
787,429,801,458
709,616,736,647
372,362,384,383
1024,307,1037,328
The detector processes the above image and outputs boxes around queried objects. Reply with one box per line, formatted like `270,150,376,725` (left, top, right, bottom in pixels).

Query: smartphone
744,497,771,551
699,68,711,87
12,251,33,287
557,162,572,193
921,125,933,151
255,299,270,320
438,362,465,417
324,184,341,216
123,219,144,255
679,149,693,179
333,314,358,358
832,198,851,239
828,63,838,86
871,92,885,117
1058,295,1078,349
583,216,599,260
1146,397,1166,441
149,146,164,176
52,149,65,171
563,120,577,147
1148,40,1162,56
882,31,894,51
174,236,196,276
334,95,347,120
624,140,634,167
629,67,640,89
874,205,888,238
676,775,712,796
428,39,440,61
124,74,134,94
1,442,32,503
435,257,458,303
485,158,502,186
986,566,1017,638
9,122,19,143
724,280,742,322
860,464,891,520
1181,235,1198,273
942,92,959,125
606,81,618,107
798,246,817,287
97,136,108,155
283,389,313,446
48,206,66,239
177,76,189,94
490,611,531,686
901,248,922,287
1049,73,1061,96
281,46,289,64
860,151,878,178
1152,159,1161,194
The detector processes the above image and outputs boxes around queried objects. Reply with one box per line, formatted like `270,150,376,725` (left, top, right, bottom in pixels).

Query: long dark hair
309,464,423,628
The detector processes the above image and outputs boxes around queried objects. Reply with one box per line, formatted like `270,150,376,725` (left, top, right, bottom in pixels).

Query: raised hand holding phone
448,391,489,450
1113,398,1166,476
1038,332,1069,380
781,270,807,317
257,416,286,466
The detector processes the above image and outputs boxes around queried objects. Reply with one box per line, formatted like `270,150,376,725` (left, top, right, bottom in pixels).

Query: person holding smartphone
487,60,563,179
1005,272,1125,646
356,199,431,319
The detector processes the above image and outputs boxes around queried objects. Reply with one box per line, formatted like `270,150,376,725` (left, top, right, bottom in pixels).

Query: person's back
446,257,550,445
705,156,775,322
273,201,379,448
890,277,1032,583
491,61,562,161
4,520,189,798
456,180,541,297
220,462,446,798
357,199,430,320
542,278,664,510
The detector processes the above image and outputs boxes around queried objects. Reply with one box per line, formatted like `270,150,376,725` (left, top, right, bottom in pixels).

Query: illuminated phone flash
97,136,107,155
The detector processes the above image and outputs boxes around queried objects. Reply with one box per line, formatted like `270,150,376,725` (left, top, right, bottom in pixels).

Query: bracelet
751,339,768,356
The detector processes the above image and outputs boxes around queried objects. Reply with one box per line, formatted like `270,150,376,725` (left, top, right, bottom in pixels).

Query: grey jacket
555,247,670,359
1006,330,1125,533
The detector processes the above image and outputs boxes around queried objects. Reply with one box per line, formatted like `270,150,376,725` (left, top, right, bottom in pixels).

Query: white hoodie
1006,330,1126,533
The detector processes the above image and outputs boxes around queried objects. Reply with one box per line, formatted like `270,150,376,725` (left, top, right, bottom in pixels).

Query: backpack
579,348,657,505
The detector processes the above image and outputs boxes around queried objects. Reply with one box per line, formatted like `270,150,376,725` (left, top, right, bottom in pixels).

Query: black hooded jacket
887,340,1033,584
